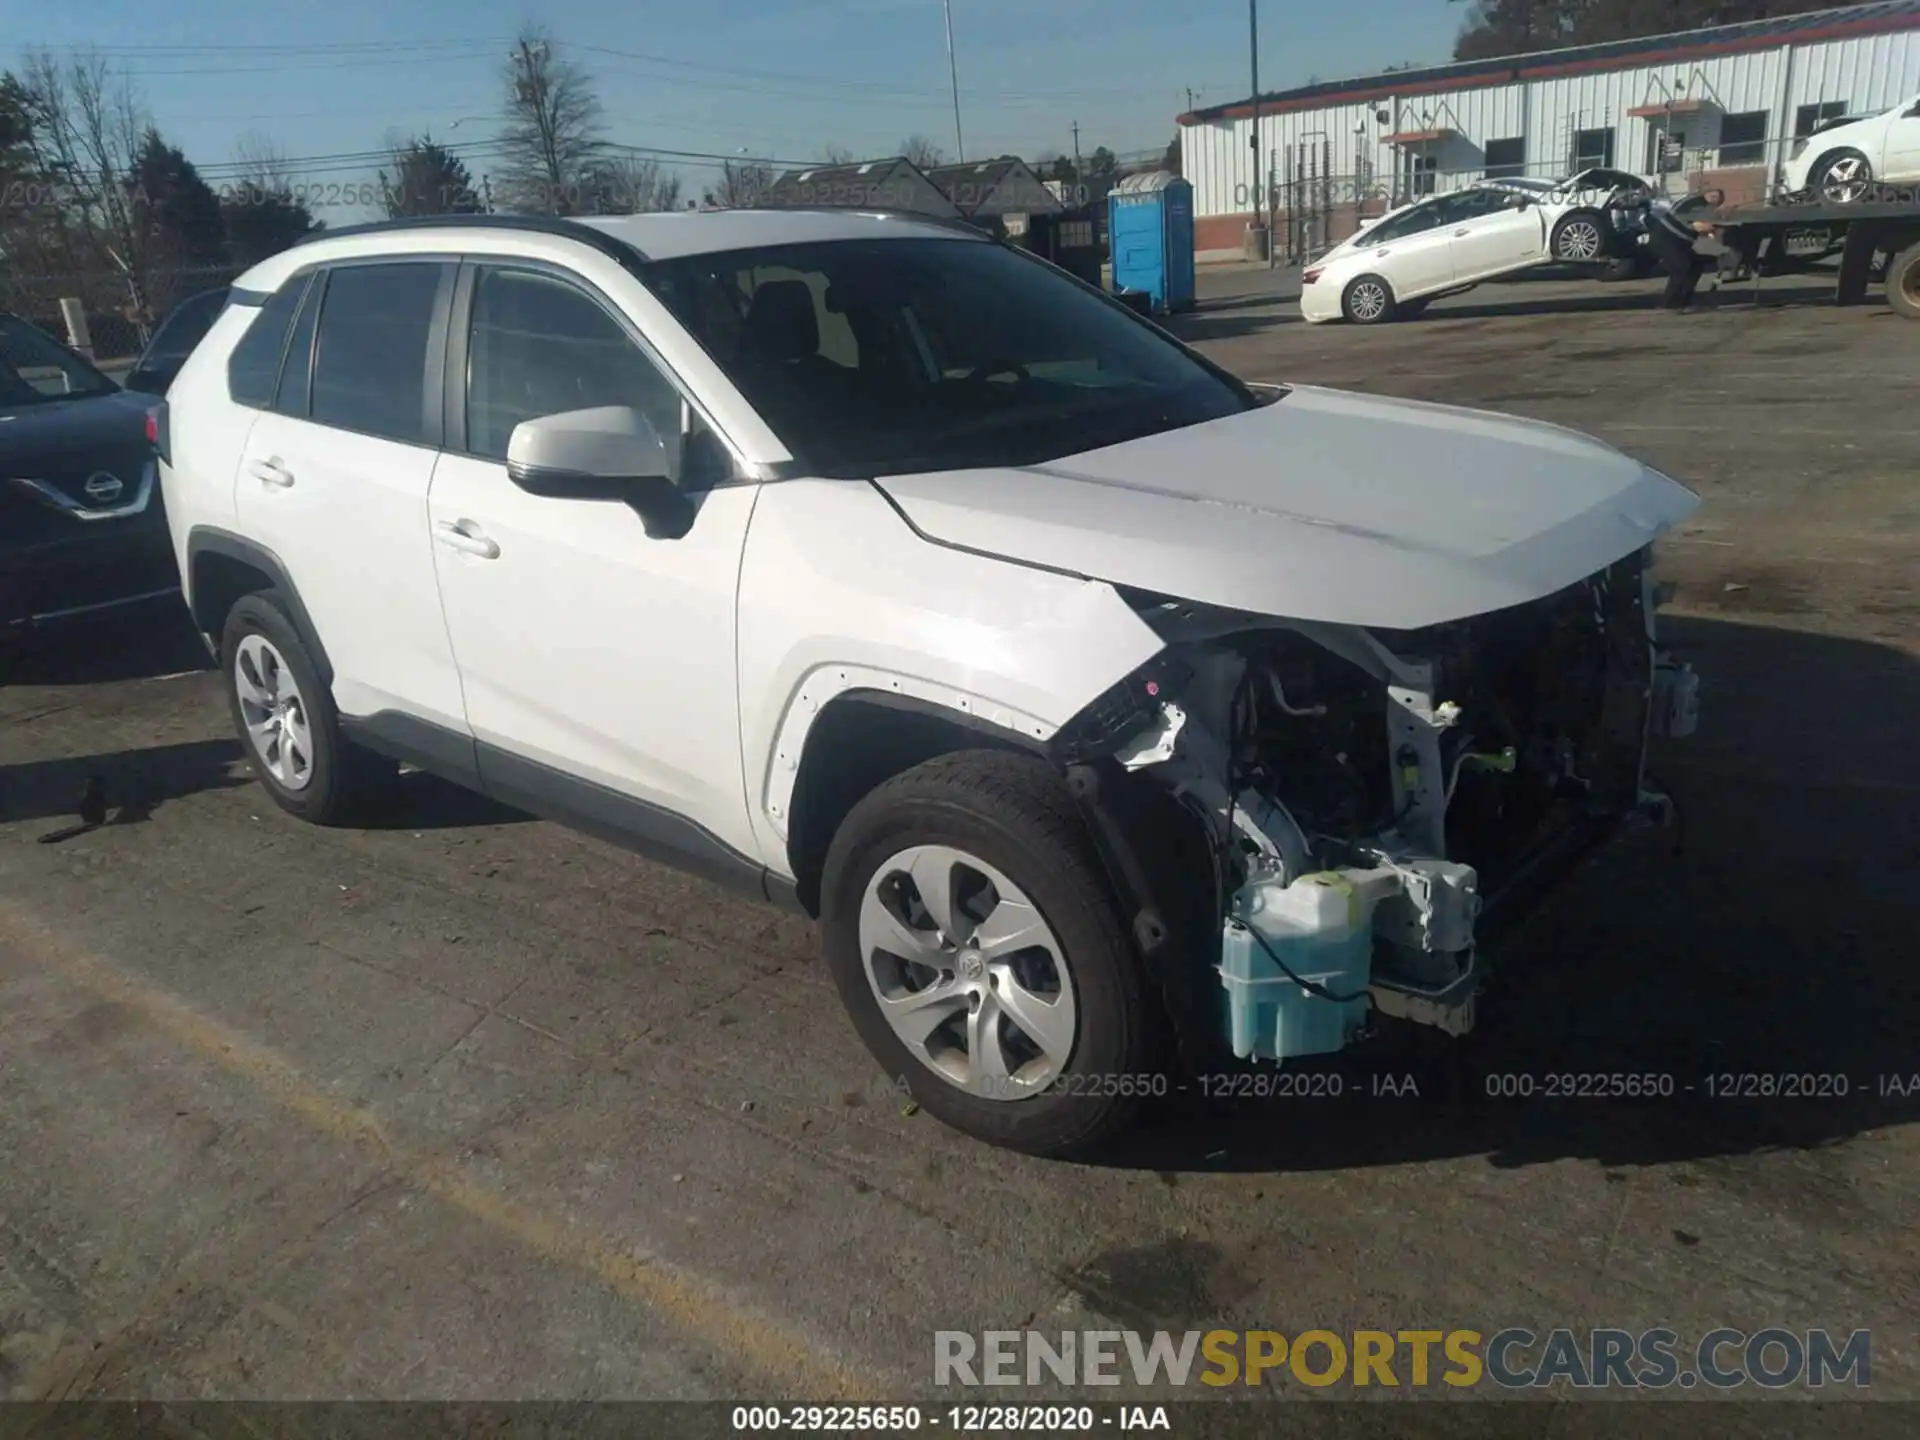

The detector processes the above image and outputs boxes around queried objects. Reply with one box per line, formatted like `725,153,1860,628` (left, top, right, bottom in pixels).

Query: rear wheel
1887,239,1920,321
220,592,393,825
819,750,1157,1156
1342,273,1396,324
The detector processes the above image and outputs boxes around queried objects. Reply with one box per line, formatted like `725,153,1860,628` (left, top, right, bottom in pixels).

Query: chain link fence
0,262,240,361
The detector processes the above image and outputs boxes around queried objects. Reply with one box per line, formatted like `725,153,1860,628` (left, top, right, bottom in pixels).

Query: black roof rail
289,212,652,269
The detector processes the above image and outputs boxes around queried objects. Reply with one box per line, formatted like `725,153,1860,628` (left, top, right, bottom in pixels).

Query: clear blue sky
8,0,1464,217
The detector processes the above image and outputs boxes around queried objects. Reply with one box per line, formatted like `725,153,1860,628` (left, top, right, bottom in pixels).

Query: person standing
1643,187,1725,311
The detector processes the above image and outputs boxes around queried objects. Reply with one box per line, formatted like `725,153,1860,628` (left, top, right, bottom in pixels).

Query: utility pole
942,0,966,163
1186,87,1196,112
513,37,562,213
1248,0,1261,210
1071,120,1082,191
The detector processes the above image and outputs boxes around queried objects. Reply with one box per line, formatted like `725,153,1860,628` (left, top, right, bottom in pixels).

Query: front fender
735,479,1164,864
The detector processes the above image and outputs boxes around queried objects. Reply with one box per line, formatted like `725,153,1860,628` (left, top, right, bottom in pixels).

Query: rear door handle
434,520,500,559
249,457,294,488
1453,228,1470,237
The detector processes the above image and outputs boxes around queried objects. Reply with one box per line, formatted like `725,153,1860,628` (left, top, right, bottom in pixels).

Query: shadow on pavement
0,739,533,834
1097,615,1920,1175
1429,280,1840,322
0,604,211,688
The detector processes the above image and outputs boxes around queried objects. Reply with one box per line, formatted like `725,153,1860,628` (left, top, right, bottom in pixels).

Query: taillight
1302,267,1323,284
147,403,171,465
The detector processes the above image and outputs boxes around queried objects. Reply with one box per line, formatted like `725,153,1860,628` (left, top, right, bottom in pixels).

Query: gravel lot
2,264,1915,1414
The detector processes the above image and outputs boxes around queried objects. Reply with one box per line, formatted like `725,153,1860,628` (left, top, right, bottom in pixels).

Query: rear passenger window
226,276,309,408
310,262,444,445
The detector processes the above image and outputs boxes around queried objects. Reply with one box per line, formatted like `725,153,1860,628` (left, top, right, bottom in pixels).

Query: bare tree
221,131,321,267
496,26,604,215
818,145,857,165
231,130,294,192
580,151,683,214
19,50,153,325
897,134,946,169
703,159,772,209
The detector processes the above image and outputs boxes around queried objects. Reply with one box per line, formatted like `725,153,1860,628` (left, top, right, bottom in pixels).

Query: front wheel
1810,149,1873,203
819,751,1157,1156
1342,273,1397,324
1551,211,1607,262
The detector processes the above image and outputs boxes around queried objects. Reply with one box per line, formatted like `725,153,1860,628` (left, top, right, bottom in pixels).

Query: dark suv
1,313,178,641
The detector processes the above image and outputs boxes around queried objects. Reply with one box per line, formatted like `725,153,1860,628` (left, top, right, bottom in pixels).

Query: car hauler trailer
1706,188,1920,320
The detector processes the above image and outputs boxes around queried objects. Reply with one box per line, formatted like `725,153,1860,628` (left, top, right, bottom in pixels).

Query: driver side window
465,266,683,463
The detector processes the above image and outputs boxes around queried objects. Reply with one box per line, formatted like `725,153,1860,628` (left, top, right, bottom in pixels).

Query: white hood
873,385,1700,630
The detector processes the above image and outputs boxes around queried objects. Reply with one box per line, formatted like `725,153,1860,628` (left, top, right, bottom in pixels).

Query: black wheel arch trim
186,526,334,684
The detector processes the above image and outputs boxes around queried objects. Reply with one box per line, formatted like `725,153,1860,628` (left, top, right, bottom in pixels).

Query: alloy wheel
234,633,314,791
1348,281,1388,322
858,845,1078,1099
1819,155,1870,203
1557,219,1603,261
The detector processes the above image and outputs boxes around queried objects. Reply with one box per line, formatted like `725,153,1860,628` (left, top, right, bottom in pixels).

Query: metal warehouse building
1177,0,1920,259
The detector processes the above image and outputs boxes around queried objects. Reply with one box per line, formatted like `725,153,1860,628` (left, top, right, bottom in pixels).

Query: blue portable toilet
1107,172,1196,314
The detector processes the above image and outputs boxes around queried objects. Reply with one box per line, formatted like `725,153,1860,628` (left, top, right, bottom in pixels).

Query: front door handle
1453,228,1470,237
434,520,500,559
249,457,294,488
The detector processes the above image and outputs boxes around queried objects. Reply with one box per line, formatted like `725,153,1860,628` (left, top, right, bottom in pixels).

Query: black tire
220,591,393,826
1885,239,1920,321
1550,210,1607,263
1341,273,1397,325
819,750,1156,1156
1809,148,1873,203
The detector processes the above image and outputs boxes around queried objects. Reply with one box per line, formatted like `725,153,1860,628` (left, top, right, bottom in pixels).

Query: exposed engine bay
1052,546,1699,1064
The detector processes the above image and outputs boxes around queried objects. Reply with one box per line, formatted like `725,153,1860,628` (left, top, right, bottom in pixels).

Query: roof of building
757,158,964,218
1178,0,1920,123
923,157,1065,216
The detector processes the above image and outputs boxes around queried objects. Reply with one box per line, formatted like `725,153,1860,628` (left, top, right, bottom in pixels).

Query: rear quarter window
227,276,312,408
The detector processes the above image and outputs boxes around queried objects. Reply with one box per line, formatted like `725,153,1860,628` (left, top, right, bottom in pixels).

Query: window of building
1483,137,1526,179
1402,152,1438,197
1572,127,1615,170
1794,101,1849,138
465,266,682,463
309,263,445,446
1718,110,1769,166
226,275,309,409
1647,126,1687,174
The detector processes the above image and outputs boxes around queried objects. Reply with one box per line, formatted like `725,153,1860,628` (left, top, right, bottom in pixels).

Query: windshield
643,237,1254,478
0,315,120,407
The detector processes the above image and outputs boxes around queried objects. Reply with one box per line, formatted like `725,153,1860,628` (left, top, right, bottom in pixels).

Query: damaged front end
1051,548,1699,1065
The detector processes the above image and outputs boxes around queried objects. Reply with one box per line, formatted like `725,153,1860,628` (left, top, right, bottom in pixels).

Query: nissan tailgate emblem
82,472,123,504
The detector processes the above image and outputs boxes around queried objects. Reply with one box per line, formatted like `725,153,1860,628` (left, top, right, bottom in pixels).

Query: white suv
155,210,1701,1155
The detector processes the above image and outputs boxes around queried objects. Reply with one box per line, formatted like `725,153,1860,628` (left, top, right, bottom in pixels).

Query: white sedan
1781,92,1920,200
1299,171,1648,325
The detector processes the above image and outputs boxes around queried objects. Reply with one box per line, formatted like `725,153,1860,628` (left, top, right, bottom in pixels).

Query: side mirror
506,405,694,539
